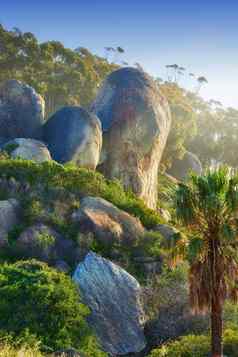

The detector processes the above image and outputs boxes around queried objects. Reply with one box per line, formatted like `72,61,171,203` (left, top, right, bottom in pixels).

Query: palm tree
196,75,208,93
174,167,238,357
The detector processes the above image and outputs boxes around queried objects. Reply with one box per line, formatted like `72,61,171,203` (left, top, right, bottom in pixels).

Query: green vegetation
2,23,238,357
0,344,43,357
160,83,196,169
0,24,116,117
149,329,238,357
0,260,105,356
173,167,238,356
0,158,164,229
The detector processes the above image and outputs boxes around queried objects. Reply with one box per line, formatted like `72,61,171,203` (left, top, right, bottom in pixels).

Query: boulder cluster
0,68,172,209
0,68,203,356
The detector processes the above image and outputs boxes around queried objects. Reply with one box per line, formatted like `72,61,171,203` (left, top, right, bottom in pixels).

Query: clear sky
1,0,238,108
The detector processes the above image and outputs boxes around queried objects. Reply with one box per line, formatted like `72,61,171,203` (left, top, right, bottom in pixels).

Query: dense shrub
149,335,210,357
0,260,105,356
0,344,43,357
0,158,164,228
149,329,238,357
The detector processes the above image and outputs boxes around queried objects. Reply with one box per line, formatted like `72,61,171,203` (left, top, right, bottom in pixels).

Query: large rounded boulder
43,106,102,169
91,67,171,209
3,138,52,163
167,151,202,181
0,80,44,139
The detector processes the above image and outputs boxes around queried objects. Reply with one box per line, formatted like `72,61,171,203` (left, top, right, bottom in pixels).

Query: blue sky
1,0,238,108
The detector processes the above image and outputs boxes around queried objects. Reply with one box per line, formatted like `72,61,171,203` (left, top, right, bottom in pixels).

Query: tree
0,24,116,117
196,76,208,93
173,167,238,356
159,82,197,169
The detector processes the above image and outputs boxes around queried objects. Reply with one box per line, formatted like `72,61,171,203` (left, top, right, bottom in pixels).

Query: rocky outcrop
73,252,146,355
16,223,78,265
3,138,52,162
0,80,44,139
91,67,171,209
72,196,144,249
154,224,179,241
0,198,20,246
43,106,102,169
167,151,202,181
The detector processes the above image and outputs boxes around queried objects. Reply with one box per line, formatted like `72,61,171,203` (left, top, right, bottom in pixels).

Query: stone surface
53,349,82,357
0,80,44,139
72,196,144,248
91,67,171,209
3,138,52,162
0,198,20,238
73,252,146,355
16,223,77,264
43,106,102,169
167,151,202,181
154,224,179,241
55,260,71,273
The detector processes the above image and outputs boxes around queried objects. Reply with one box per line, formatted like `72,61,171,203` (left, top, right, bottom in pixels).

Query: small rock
154,224,179,244
167,151,202,181
16,224,77,264
3,138,52,162
0,198,20,233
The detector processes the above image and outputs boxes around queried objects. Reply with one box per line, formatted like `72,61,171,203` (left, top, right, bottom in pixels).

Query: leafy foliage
0,158,164,229
0,24,116,117
149,329,238,357
173,167,238,355
174,167,238,312
0,260,105,356
159,82,197,169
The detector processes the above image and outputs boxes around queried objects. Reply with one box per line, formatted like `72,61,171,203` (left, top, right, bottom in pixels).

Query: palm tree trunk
211,289,223,357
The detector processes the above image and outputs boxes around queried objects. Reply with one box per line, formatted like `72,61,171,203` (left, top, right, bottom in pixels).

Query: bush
149,329,238,357
0,344,43,357
149,335,210,357
0,158,164,229
0,260,105,356
223,328,238,357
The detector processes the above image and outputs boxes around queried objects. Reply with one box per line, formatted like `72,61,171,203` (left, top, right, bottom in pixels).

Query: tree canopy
0,24,116,117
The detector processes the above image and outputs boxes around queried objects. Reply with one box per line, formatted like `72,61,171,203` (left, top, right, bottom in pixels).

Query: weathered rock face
73,252,146,355
43,106,102,169
0,199,20,246
91,67,171,209
0,80,45,139
3,138,52,162
72,196,144,248
167,151,202,181
154,224,179,241
0,198,20,231
16,223,78,265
